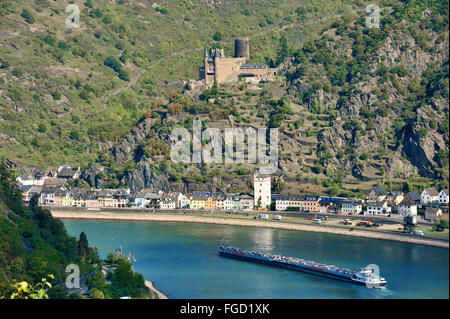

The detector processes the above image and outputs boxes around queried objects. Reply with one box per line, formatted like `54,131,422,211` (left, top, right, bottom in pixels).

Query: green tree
21,9,35,24
276,36,290,66
87,270,109,293
107,258,146,298
212,31,222,41
77,232,89,260
37,123,47,133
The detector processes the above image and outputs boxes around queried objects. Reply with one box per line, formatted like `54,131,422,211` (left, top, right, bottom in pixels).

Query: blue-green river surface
62,219,449,299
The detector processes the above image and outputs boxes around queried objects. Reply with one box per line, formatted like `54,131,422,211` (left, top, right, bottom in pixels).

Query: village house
239,194,254,210
204,196,217,210
62,191,74,207
71,191,86,207
16,175,34,186
166,192,190,209
421,187,439,204
397,196,417,217
213,194,236,211
341,201,363,215
220,195,234,210
215,195,226,210
364,201,391,216
367,187,387,202
407,191,421,204
113,189,129,208
160,195,176,210
135,190,163,208
98,190,114,207
16,171,48,187
302,195,321,212
317,200,331,214
134,191,147,208
205,196,216,210
275,195,303,211
438,189,449,204
39,187,63,206
326,203,341,214
188,193,208,210
424,207,443,221
85,192,100,208
233,195,241,210
386,191,404,205
57,165,80,179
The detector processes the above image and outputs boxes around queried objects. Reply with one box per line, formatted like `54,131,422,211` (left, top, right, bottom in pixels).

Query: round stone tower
235,38,250,60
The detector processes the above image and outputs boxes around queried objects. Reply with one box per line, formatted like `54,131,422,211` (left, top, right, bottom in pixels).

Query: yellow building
72,195,85,207
204,196,216,210
62,192,74,207
189,194,208,210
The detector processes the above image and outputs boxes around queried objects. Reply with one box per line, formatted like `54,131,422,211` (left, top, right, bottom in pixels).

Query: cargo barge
218,246,387,287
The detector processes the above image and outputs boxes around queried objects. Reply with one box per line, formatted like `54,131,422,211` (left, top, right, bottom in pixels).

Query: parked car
341,219,352,225
358,221,373,227
312,218,322,224
414,230,424,236
373,223,382,227
273,215,282,220
305,217,313,220
259,214,269,219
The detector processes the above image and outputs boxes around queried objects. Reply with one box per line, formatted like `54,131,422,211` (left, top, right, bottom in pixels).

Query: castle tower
254,171,271,210
235,38,250,61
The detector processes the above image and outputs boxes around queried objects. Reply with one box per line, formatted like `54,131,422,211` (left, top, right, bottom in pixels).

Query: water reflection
63,220,449,299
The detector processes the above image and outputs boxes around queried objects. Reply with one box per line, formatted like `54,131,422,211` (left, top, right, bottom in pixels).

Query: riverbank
145,280,168,299
50,210,449,248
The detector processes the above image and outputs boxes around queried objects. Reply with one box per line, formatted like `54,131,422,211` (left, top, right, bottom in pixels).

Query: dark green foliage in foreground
0,155,99,298
105,256,147,298
0,155,149,299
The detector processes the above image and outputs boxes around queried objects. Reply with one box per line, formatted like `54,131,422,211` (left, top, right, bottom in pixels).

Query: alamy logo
170,119,278,175
366,4,380,29
65,264,80,289
65,4,80,29
365,264,381,288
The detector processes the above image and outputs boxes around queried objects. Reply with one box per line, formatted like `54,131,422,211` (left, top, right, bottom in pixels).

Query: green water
63,219,449,299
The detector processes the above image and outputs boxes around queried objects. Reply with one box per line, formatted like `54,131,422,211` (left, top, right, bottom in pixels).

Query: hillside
0,0,353,166
0,0,449,196
0,156,99,297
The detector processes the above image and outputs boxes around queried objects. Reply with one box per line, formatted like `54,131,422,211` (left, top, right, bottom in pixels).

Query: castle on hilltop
199,38,277,86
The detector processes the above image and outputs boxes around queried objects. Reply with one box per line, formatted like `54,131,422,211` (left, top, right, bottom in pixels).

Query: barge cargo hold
218,246,387,287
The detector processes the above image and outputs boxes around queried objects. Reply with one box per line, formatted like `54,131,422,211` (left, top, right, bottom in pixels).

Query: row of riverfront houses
16,168,448,220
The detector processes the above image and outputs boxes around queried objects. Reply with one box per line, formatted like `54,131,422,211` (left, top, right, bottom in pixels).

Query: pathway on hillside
104,13,345,104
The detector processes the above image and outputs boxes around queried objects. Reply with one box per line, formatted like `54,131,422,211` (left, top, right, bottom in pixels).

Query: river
63,219,449,299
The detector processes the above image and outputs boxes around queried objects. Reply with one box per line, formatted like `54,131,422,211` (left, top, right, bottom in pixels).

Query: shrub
213,31,222,41
21,9,35,24
52,91,62,100
37,124,47,133
118,69,130,81
11,68,22,77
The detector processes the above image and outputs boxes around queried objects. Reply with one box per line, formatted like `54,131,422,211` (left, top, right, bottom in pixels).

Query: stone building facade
199,38,277,86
